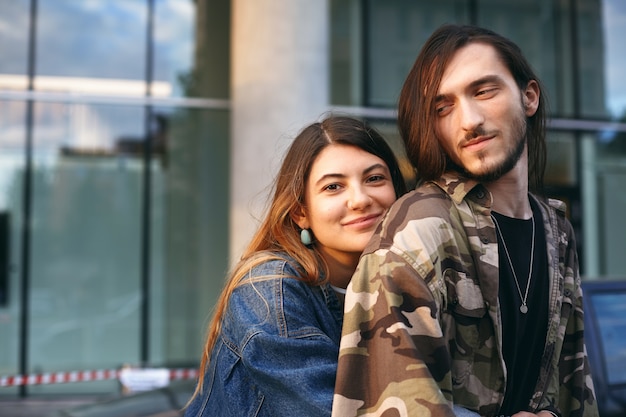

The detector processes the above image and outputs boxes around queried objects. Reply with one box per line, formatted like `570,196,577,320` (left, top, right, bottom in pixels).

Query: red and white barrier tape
0,368,198,387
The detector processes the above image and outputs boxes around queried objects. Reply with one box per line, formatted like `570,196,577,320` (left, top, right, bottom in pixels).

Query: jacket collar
432,172,483,205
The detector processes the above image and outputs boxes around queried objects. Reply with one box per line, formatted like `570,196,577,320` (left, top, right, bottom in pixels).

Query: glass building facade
0,0,624,398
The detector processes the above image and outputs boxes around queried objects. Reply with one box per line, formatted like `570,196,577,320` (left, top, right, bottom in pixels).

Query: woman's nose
348,187,372,210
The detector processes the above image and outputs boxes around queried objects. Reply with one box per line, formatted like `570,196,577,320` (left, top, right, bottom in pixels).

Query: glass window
544,131,584,270
0,0,30,91
594,127,626,276
153,0,195,98
330,0,362,106
365,0,469,107
580,130,626,278
477,0,578,118
574,0,626,120
576,0,609,119
0,0,30,75
27,102,145,394
150,107,229,366
598,0,626,120
589,291,626,384
156,0,230,99
0,100,26,395
36,0,147,95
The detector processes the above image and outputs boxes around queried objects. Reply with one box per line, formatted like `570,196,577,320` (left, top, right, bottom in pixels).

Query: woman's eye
367,174,386,183
323,183,340,192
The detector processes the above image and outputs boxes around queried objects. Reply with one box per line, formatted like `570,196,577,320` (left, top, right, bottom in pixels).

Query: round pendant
520,304,528,314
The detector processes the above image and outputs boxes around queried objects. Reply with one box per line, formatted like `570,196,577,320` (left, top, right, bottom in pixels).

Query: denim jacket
185,255,343,417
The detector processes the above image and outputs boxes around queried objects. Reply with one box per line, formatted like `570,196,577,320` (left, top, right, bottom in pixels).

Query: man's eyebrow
435,74,505,103
434,93,449,104
467,75,503,90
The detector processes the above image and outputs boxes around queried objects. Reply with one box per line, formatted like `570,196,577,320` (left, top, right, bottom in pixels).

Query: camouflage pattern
332,173,598,417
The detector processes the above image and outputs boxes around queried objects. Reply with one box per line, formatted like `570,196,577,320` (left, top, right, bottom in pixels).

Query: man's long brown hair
187,115,407,404
398,24,547,193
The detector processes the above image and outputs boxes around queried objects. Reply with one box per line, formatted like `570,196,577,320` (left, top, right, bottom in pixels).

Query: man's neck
485,164,532,219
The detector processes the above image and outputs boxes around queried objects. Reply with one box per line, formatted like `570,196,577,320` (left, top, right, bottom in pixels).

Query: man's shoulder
376,186,448,239
366,183,464,255
390,182,451,214
531,193,568,214
385,177,480,224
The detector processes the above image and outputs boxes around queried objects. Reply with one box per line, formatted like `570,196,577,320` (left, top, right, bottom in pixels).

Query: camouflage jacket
332,174,598,417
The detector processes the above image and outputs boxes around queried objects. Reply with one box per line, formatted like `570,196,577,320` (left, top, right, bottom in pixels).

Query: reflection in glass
0,0,30,77
580,130,626,278
36,0,148,97
27,102,145,394
590,293,626,384
32,102,145,158
576,0,608,119
162,0,230,99
153,0,195,98
477,1,567,116
150,106,229,365
365,0,469,107
595,128,626,277
602,0,626,119
545,132,577,187
0,100,26,389
331,0,362,106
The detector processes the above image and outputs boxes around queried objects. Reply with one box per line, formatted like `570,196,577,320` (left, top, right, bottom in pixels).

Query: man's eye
476,88,497,98
437,104,451,116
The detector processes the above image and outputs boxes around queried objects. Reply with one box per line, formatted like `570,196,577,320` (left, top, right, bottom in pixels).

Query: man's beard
458,111,527,183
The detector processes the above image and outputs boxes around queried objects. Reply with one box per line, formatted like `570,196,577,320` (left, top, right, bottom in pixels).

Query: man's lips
462,135,494,150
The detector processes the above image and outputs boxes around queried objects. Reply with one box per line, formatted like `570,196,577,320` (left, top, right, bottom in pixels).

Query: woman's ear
290,206,309,230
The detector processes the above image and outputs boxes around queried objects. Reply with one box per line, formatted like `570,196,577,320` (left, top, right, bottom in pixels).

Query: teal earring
300,229,313,246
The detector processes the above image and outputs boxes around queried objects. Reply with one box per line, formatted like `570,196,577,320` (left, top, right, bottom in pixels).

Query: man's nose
459,99,485,132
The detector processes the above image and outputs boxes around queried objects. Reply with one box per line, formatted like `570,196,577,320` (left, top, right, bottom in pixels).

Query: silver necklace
491,214,535,314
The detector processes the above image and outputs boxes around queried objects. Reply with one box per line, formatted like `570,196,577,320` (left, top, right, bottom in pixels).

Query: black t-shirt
493,199,548,415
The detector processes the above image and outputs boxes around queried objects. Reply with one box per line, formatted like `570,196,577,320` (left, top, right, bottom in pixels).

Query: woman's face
296,144,397,270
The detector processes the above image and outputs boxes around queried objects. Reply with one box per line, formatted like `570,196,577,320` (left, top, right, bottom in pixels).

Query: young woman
184,115,407,417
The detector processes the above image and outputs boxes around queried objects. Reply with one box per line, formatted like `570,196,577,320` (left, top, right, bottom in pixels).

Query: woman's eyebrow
314,163,388,186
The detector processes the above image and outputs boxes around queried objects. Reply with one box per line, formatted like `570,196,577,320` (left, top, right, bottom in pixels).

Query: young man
332,25,598,417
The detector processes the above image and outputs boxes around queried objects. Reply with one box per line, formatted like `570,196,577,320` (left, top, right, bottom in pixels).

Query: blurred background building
0,0,624,398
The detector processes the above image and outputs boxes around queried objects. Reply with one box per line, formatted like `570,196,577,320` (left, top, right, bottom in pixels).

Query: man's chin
462,163,511,183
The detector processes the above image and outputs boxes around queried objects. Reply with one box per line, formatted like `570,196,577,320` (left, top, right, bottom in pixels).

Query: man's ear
290,206,309,230
523,80,540,117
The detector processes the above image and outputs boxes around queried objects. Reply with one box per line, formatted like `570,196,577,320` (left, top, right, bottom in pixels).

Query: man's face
434,42,539,182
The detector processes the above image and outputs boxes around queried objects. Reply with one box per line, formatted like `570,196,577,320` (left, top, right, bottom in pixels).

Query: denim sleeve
235,277,340,417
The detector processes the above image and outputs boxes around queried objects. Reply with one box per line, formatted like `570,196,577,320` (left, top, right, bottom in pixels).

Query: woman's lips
343,213,382,229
